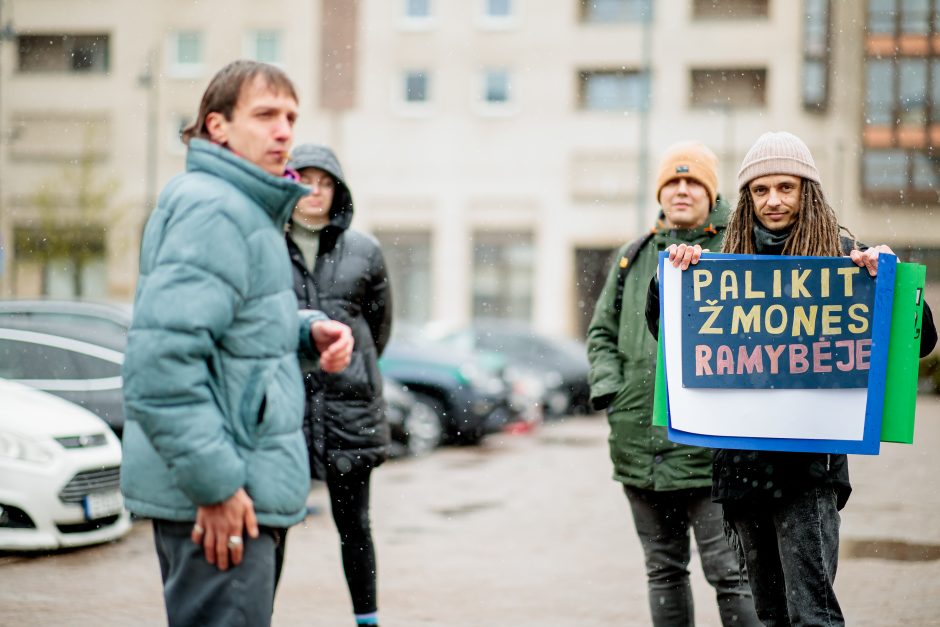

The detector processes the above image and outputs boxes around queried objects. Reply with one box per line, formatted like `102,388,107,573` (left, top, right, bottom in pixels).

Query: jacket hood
186,138,308,229
287,144,354,231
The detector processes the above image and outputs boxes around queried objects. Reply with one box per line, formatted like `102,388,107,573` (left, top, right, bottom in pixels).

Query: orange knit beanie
655,141,719,206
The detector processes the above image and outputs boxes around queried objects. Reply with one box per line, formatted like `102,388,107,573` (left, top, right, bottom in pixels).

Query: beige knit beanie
655,141,719,206
736,131,821,190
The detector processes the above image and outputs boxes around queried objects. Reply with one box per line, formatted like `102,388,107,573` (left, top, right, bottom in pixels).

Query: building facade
1,0,937,338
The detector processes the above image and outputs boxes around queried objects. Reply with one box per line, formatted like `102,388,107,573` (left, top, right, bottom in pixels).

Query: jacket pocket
238,362,279,442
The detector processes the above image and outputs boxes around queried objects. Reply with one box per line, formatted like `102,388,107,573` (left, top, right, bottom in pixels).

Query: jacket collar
186,138,309,228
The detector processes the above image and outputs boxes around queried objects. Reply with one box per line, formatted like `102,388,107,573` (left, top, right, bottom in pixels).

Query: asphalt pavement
2,395,939,626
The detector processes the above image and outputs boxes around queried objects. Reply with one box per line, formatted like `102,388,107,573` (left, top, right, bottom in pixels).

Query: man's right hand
190,488,259,571
666,243,707,270
311,319,354,373
657,244,708,280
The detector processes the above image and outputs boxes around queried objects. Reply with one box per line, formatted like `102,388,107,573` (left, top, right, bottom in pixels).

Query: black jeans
624,486,760,627
152,519,287,627
327,466,378,615
724,487,844,627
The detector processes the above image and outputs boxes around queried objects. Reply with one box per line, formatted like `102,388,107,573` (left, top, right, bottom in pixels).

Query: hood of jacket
186,138,307,230
287,144,354,232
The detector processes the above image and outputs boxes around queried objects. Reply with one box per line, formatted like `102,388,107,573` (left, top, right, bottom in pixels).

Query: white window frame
400,0,436,31
243,29,284,66
478,0,518,30
395,69,433,117
477,68,517,116
166,30,205,78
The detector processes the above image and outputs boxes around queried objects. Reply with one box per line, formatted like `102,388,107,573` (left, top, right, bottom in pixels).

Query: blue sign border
658,252,896,455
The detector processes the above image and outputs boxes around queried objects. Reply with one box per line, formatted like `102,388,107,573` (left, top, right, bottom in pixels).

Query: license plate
83,490,124,520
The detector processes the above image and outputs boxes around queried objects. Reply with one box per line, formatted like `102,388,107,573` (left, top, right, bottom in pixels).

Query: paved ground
2,396,940,626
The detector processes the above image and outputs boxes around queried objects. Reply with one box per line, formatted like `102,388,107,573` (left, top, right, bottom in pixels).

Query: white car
0,379,130,550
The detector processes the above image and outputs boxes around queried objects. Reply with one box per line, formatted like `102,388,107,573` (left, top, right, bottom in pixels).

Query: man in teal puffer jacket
121,60,353,627
587,142,758,626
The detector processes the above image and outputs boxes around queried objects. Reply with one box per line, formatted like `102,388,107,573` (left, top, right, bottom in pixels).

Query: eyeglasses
299,175,335,191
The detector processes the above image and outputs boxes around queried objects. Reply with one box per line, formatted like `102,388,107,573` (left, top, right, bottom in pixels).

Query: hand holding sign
665,243,707,271
850,244,895,277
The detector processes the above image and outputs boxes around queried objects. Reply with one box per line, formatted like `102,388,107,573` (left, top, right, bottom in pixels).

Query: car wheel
404,399,443,456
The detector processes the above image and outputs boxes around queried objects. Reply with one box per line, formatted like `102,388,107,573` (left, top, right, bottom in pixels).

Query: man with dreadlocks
652,131,937,626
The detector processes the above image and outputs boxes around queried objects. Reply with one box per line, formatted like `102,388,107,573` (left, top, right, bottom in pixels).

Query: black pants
623,486,759,627
152,519,287,627
327,467,378,615
724,487,844,627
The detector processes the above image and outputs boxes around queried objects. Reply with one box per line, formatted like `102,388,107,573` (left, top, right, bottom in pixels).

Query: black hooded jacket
286,146,392,479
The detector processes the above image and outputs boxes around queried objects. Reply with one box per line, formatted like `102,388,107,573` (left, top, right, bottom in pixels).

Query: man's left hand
311,319,354,372
849,244,895,277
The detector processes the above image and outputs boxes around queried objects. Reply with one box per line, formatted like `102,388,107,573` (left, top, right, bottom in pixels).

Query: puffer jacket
121,138,324,528
286,146,392,479
586,197,730,490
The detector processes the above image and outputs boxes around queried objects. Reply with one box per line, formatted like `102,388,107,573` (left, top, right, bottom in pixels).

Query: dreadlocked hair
722,179,846,257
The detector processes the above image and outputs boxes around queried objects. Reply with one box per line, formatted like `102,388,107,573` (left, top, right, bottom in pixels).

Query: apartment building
1,0,937,338
0,0,324,300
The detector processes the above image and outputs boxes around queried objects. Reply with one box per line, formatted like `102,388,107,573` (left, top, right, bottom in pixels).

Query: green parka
586,198,730,490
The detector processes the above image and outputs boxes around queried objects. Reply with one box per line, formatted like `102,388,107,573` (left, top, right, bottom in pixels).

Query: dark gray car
0,300,131,435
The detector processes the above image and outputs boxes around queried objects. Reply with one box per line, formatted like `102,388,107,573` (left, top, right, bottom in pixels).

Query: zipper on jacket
826,454,830,471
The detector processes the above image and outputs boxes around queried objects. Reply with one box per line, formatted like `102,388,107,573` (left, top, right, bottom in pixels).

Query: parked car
383,376,442,457
379,338,513,445
0,300,131,351
434,322,593,417
0,328,126,436
0,379,131,551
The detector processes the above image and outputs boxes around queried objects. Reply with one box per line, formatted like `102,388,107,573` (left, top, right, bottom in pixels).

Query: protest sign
881,263,928,443
657,252,897,455
681,258,874,389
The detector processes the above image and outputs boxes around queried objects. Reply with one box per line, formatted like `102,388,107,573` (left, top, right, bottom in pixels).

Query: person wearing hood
587,142,759,627
285,143,392,627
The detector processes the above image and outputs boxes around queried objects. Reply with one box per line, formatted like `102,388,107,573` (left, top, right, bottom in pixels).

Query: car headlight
458,363,506,395
0,431,55,464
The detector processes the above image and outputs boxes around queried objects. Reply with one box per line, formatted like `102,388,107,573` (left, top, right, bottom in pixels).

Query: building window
579,0,651,22
862,0,940,200
374,231,432,325
17,34,110,74
13,226,107,299
483,69,511,103
10,114,110,163
689,68,767,110
245,30,282,65
578,70,648,111
168,31,204,77
803,0,831,111
691,0,769,19
405,0,431,18
485,0,512,17
404,70,429,103
472,232,534,322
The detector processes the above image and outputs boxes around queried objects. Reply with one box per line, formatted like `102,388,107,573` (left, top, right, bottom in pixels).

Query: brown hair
722,179,853,257
181,60,298,145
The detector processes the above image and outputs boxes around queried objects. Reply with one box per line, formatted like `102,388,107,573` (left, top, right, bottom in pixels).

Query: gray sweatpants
152,519,287,627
